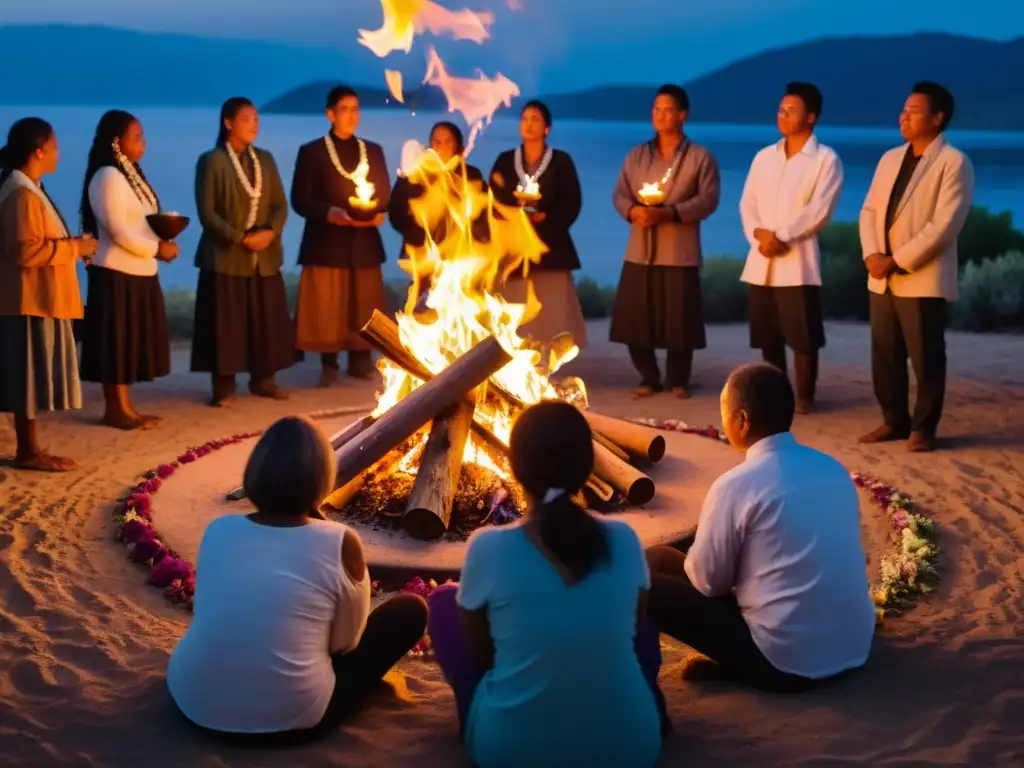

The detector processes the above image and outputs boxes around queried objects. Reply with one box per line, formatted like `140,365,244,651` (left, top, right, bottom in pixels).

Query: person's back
460,519,660,767
167,514,365,732
705,433,875,677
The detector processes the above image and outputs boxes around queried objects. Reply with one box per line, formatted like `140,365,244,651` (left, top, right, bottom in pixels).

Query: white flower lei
225,144,263,231
324,134,369,181
112,140,159,211
514,144,553,189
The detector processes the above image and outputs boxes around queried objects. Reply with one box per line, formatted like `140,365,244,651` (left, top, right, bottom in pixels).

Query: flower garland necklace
112,139,159,211
514,144,553,189
324,134,369,181
225,143,263,231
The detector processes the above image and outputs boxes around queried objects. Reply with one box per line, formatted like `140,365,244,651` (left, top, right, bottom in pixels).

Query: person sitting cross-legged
646,362,876,691
428,401,667,768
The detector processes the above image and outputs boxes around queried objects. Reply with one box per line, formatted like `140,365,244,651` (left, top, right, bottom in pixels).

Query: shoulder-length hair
243,416,336,517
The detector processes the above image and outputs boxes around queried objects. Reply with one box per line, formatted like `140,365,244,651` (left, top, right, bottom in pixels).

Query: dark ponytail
0,117,54,187
217,97,255,146
510,401,609,581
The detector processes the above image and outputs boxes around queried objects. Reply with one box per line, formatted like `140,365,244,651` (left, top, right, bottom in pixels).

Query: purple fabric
427,584,669,738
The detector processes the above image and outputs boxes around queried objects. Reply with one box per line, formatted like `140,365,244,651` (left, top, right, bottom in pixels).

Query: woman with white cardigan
79,110,178,430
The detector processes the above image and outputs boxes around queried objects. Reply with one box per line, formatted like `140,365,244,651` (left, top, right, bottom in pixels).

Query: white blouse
166,515,372,733
88,167,160,276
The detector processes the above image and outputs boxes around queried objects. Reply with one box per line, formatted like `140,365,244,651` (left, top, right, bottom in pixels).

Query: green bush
700,256,747,323
952,251,1024,332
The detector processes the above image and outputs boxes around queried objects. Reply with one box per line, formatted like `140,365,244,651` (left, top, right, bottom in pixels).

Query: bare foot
671,386,691,399
632,385,659,399
137,414,162,429
13,453,77,472
210,396,233,408
102,412,148,431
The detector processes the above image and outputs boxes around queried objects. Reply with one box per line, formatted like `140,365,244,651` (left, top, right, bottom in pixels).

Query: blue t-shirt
457,518,661,768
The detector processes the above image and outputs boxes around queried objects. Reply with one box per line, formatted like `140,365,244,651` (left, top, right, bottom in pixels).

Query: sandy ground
2,319,1023,767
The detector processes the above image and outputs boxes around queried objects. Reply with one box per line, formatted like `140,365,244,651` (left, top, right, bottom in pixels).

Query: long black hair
80,109,159,236
510,401,609,581
216,97,255,147
0,117,54,187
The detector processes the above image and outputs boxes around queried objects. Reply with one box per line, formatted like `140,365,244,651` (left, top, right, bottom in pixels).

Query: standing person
0,118,97,470
739,82,843,414
858,81,974,452
388,120,486,306
79,110,178,430
427,401,666,768
489,100,587,362
292,85,391,387
191,97,294,407
610,85,720,399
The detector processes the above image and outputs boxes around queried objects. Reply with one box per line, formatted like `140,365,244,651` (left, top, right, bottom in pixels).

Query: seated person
428,401,666,768
166,416,428,744
646,362,875,691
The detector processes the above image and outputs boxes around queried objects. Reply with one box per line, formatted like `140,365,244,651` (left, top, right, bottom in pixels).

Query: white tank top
167,515,371,733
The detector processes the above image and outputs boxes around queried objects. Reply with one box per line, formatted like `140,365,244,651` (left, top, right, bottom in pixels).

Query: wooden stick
591,441,655,505
321,441,408,512
333,336,512,488
403,398,476,540
592,431,629,463
226,415,376,501
584,474,615,502
581,410,666,464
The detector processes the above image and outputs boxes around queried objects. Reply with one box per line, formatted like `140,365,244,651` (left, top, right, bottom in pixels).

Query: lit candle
348,162,378,211
637,167,673,206
514,175,542,204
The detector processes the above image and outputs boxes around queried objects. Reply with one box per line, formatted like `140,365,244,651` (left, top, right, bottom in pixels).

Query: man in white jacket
858,81,974,452
739,82,843,414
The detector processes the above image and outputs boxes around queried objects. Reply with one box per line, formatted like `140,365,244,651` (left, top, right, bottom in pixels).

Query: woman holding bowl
191,97,293,407
79,110,178,430
489,100,587,365
0,117,97,470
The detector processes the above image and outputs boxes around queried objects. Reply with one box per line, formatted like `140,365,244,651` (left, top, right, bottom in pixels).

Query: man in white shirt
646,363,876,690
739,82,843,415
858,82,974,453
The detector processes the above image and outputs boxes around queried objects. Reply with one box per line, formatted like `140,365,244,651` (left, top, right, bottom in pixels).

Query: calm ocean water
4,105,1024,288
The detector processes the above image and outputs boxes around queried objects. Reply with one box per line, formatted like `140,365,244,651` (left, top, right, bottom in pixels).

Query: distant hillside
267,33,1024,131
539,34,1024,131
0,24,371,106
263,81,452,114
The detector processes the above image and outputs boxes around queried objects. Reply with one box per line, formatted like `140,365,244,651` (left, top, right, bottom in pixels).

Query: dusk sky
4,0,1024,89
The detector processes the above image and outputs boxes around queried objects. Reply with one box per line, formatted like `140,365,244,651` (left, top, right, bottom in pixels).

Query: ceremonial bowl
146,213,190,240
347,197,379,222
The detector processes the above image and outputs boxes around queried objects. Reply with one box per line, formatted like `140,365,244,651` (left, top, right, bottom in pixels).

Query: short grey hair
243,416,335,517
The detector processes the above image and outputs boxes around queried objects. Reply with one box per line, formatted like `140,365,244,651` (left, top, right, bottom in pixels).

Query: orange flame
358,0,494,58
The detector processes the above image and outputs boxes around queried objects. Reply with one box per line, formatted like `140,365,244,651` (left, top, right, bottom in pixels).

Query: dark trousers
321,350,373,375
761,347,819,404
180,594,428,747
869,291,947,435
628,346,693,390
645,545,825,692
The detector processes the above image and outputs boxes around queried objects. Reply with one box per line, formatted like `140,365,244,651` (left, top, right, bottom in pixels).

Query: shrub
952,251,1024,332
700,256,747,323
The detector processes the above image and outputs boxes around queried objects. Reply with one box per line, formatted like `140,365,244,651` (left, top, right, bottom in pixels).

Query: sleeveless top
167,515,371,733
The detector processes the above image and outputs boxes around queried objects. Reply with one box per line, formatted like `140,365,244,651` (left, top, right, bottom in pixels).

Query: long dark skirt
79,266,171,385
0,315,81,419
190,270,295,377
609,262,706,351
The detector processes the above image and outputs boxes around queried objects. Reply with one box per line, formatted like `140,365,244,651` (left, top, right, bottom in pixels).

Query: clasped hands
629,205,673,227
242,229,275,252
864,252,897,279
327,206,385,228
753,228,789,257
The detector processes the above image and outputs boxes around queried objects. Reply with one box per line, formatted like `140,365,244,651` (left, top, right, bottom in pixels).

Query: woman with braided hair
79,110,178,430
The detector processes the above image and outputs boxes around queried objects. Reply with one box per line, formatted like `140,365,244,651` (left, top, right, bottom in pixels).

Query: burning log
581,411,666,464
592,441,655,505
333,336,512,488
403,397,476,540
226,415,376,501
321,439,410,512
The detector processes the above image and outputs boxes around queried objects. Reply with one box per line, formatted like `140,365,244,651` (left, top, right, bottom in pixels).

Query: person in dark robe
292,85,391,387
79,110,178,430
858,82,973,452
610,85,720,399
388,121,485,307
190,97,294,407
489,100,588,362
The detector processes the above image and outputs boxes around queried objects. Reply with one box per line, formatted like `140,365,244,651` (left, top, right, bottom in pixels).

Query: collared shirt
684,432,876,679
739,136,844,287
883,146,924,272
